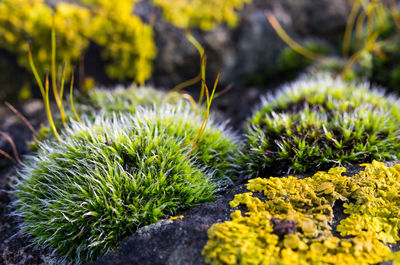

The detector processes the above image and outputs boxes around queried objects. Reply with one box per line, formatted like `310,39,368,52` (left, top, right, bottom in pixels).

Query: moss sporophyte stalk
240,74,400,177
202,161,400,265
14,103,239,264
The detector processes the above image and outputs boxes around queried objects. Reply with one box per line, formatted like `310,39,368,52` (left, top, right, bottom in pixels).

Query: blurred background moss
2,0,400,104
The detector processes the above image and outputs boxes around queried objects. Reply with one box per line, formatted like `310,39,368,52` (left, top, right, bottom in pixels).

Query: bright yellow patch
203,161,400,264
0,0,155,83
169,215,184,220
153,0,251,30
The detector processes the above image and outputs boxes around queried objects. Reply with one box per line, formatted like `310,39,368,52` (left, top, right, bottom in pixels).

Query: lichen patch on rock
203,161,400,265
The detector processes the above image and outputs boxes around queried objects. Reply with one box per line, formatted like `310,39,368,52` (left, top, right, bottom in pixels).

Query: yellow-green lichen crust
153,0,251,30
0,0,155,84
203,161,400,265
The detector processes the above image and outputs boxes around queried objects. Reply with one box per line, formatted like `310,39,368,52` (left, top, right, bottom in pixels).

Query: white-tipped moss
14,103,238,264
75,86,191,117
240,74,400,177
32,86,194,146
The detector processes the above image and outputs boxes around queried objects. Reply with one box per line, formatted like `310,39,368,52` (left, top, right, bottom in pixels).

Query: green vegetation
30,86,194,148
74,86,189,118
314,1,400,93
14,104,238,263
240,75,400,177
203,161,400,265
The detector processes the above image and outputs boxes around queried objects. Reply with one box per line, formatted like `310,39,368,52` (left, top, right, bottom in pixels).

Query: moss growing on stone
202,161,400,265
240,75,400,177
14,104,238,264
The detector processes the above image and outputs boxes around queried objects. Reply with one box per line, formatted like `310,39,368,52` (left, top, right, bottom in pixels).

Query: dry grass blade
28,46,45,98
355,10,368,48
188,71,221,155
0,131,21,165
0,149,18,165
51,16,66,126
214,83,233,98
45,70,61,142
186,28,207,105
177,93,199,111
390,0,400,29
171,73,201,93
70,70,82,124
265,11,323,61
342,30,381,77
343,0,362,56
5,102,39,138
60,62,67,101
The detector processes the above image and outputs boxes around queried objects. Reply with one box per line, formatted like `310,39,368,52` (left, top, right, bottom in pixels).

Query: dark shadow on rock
87,185,247,265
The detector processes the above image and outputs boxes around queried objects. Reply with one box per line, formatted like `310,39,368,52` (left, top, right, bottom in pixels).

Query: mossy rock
203,161,400,265
240,74,400,177
14,104,238,264
85,161,400,265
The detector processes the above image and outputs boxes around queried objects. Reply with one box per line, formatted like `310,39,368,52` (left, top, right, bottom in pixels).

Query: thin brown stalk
70,71,82,124
0,131,21,165
177,93,199,111
171,73,202,93
188,71,221,155
0,149,18,165
265,11,323,61
5,102,39,138
390,0,400,29
214,84,233,98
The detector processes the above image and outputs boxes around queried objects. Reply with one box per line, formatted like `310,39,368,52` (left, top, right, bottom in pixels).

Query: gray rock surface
142,0,351,89
87,185,246,265
89,161,398,265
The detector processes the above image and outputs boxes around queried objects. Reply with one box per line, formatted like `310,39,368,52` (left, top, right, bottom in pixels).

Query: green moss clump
15,104,238,263
203,161,400,265
31,86,191,148
75,86,189,118
240,75,400,177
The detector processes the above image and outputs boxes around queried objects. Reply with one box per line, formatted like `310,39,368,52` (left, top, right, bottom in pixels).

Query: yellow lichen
169,215,184,220
0,0,155,83
203,161,400,264
153,0,251,30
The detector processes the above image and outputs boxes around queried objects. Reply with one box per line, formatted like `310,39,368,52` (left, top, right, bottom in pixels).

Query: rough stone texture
0,99,46,170
89,162,398,265
87,185,247,265
0,100,51,265
141,0,351,89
